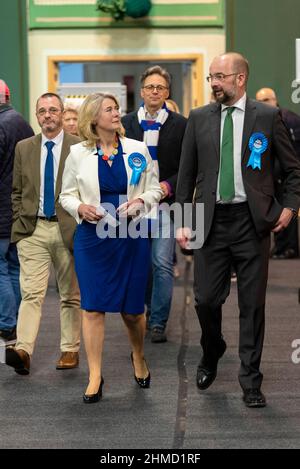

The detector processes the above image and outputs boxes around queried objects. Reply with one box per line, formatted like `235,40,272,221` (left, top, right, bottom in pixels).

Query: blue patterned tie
44,141,55,218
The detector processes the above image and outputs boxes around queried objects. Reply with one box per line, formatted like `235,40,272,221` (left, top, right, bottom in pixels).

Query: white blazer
60,137,163,224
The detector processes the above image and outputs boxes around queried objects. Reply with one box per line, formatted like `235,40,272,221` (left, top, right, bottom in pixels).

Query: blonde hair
63,107,78,116
165,99,180,113
78,93,125,148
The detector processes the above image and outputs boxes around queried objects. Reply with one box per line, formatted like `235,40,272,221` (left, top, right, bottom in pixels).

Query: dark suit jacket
176,98,300,242
0,104,34,237
11,132,80,250
122,109,187,203
281,107,300,157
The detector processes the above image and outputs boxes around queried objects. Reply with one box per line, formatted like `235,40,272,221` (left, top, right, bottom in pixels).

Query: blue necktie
44,141,55,218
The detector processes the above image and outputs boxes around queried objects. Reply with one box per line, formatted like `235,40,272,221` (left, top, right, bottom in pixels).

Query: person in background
62,107,79,136
122,65,187,343
6,92,81,375
176,52,300,408
165,98,184,279
165,99,180,114
60,93,162,403
0,79,34,344
256,87,300,259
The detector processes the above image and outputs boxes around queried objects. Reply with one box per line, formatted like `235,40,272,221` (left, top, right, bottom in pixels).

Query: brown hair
36,92,64,111
140,65,171,88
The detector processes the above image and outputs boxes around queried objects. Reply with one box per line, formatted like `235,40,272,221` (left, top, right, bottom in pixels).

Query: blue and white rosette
128,153,147,185
247,132,268,170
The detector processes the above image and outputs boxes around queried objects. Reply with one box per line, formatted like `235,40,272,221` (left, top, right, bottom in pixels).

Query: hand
176,227,192,249
272,208,294,233
117,198,145,217
160,182,169,200
78,204,103,222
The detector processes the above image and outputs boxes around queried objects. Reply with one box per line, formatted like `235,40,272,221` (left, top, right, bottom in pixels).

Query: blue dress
74,143,150,314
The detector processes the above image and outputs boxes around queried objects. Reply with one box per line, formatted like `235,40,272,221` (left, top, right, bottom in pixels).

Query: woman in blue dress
60,93,162,403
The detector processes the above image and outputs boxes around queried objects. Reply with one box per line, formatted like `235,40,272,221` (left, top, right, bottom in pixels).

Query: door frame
48,54,204,115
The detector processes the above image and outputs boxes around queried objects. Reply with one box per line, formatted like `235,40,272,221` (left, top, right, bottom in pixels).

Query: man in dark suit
256,87,300,259
176,53,300,407
6,93,81,375
0,80,34,343
122,65,187,343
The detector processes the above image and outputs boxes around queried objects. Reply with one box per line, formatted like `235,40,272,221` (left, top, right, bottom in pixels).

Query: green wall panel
226,0,300,113
0,0,30,118
28,0,224,28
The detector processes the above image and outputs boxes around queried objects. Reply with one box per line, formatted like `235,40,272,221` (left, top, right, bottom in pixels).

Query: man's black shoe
272,249,297,259
243,389,266,408
196,339,227,390
196,366,217,390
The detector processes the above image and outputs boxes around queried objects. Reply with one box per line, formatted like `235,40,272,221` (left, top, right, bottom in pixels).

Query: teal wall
0,0,30,118
226,0,300,113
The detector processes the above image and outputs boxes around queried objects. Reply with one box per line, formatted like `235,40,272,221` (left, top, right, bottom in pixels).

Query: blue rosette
128,152,147,185
247,132,268,170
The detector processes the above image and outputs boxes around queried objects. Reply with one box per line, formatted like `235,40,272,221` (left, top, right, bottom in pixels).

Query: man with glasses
176,52,300,407
6,93,81,375
122,65,187,343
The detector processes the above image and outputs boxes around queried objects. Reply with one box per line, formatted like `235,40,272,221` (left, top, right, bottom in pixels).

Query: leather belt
37,215,58,222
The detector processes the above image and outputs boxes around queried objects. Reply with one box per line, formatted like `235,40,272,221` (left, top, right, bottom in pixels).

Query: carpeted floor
0,256,299,449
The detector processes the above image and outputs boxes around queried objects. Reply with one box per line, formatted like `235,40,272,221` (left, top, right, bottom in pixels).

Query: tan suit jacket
11,132,80,250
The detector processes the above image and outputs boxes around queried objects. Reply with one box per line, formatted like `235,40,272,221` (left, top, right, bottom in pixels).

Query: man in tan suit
6,92,81,375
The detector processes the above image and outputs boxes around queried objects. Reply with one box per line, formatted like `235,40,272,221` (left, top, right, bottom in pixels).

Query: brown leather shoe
56,351,79,370
6,347,30,375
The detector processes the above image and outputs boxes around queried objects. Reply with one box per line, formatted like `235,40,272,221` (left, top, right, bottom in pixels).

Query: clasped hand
78,204,103,222
117,198,145,218
78,199,145,222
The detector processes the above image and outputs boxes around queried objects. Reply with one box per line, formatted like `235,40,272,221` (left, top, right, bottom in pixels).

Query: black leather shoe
131,353,151,388
196,339,227,390
83,377,104,404
243,388,266,408
272,249,297,259
196,366,217,390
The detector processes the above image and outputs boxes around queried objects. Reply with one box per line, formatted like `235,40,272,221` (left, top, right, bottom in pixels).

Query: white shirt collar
145,108,161,120
221,93,247,113
41,129,64,146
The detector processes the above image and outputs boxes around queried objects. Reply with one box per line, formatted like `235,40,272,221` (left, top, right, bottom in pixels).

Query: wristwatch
286,207,298,218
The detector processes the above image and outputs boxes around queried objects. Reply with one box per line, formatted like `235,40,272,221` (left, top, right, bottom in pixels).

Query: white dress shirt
145,109,160,120
216,93,247,204
38,129,64,216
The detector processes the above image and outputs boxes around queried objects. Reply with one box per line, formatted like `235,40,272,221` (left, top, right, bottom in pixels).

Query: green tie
219,106,235,201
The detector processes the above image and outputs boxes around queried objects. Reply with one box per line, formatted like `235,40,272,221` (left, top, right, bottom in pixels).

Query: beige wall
28,28,225,131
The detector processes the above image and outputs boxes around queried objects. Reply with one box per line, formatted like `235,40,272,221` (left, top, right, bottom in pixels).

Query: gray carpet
0,256,299,449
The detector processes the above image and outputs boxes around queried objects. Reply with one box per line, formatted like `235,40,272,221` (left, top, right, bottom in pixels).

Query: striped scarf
137,102,169,176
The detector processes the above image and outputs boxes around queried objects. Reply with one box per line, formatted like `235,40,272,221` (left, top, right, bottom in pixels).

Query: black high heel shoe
130,353,151,388
83,377,104,404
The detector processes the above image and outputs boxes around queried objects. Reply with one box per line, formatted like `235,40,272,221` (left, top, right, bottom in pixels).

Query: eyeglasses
37,107,61,116
142,84,169,93
206,73,239,83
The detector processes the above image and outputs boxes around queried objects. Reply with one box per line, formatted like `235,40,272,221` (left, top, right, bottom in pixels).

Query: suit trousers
194,202,270,390
16,219,81,356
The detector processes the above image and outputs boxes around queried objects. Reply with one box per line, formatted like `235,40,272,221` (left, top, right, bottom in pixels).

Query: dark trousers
194,202,270,390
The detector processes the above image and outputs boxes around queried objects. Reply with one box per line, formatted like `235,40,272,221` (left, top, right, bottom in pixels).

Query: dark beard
213,89,233,105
